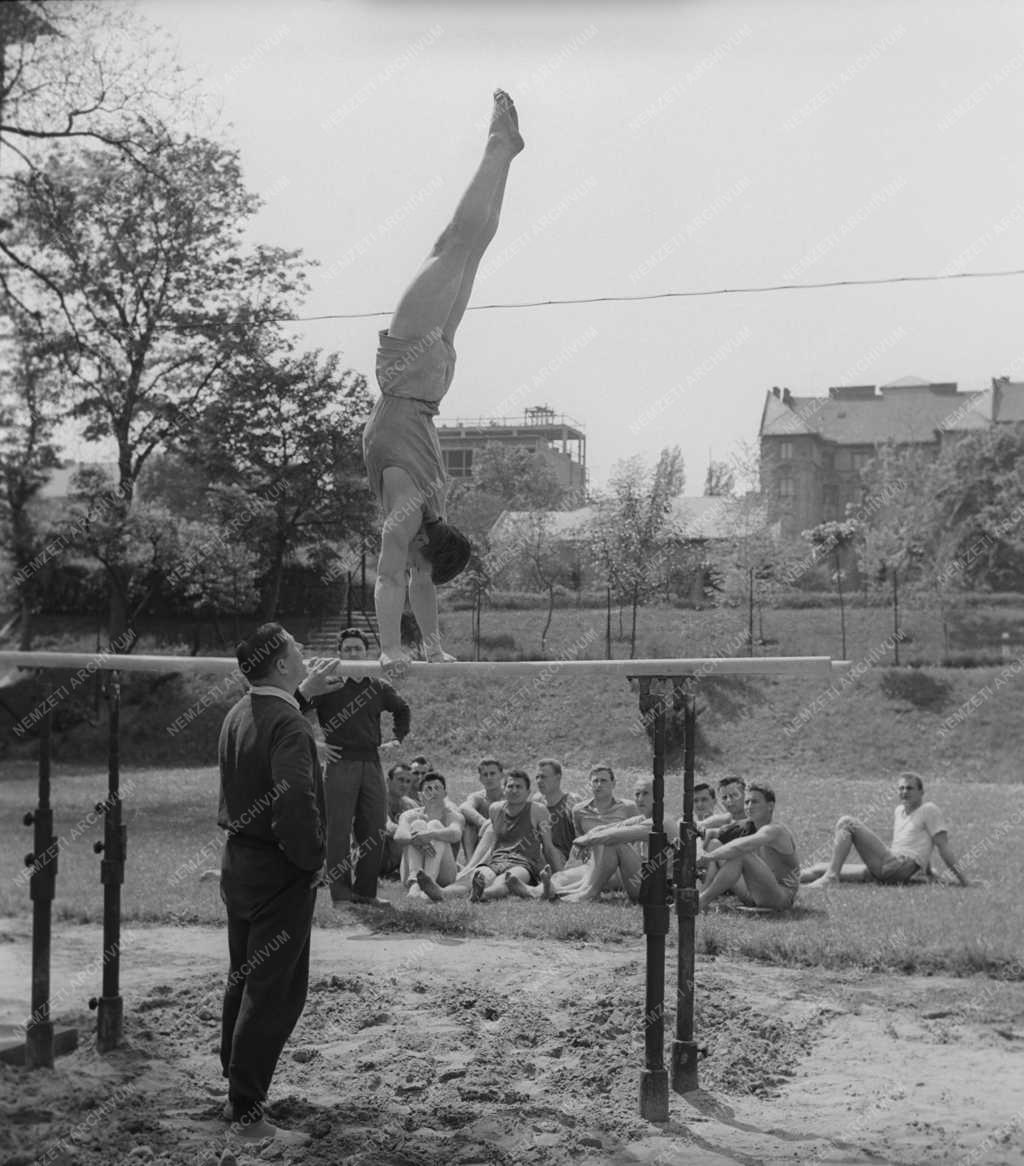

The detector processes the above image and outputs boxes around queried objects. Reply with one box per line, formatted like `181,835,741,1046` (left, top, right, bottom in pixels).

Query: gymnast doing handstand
362,90,525,668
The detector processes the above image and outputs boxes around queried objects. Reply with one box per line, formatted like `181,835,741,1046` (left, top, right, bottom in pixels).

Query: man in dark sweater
302,627,411,906
218,623,334,1148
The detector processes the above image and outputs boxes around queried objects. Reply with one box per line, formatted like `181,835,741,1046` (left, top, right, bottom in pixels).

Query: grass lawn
2,763,1019,979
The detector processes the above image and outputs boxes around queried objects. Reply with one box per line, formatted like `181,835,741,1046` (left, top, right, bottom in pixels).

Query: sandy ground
1,917,1024,1166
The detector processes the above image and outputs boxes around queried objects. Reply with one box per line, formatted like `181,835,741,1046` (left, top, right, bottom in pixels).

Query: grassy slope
5,603,1023,781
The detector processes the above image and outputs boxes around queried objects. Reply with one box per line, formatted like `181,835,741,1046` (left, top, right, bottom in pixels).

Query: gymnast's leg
389,90,523,345
375,91,523,666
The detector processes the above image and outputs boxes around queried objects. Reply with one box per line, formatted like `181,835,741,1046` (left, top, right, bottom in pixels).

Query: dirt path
2,919,1023,1166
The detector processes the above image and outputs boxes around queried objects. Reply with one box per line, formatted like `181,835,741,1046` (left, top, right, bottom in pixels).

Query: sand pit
2,917,1023,1165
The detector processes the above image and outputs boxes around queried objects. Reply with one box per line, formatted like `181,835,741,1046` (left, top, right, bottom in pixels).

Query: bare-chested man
697,783,799,912
363,91,524,669
458,756,504,860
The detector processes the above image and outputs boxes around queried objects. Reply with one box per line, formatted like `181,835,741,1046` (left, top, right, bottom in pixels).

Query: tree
0,132,309,646
0,322,62,647
177,344,374,620
519,512,567,655
471,443,566,510
802,519,863,659
0,1,189,167
703,460,736,497
171,518,260,651
589,447,685,658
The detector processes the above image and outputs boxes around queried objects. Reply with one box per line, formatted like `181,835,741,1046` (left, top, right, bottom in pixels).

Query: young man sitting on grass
801,771,969,889
417,769,561,902
458,756,505,860
394,772,465,898
697,782,800,912
507,779,653,903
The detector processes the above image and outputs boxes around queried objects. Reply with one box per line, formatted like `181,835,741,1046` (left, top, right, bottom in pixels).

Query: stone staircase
306,607,380,656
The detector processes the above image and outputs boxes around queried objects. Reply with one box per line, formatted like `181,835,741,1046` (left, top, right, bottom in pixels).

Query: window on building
851,451,872,473
443,449,474,477
779,441,793,460
777,471,794,499
823,486,839,516
835,450,852,471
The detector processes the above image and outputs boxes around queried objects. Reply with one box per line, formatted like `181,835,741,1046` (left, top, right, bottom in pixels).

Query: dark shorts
876,854,920,884
487,852,539,881
363,331,456,525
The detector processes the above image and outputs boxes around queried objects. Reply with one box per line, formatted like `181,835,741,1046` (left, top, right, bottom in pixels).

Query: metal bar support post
23,694,56,1068
634,676,671,1122
672,686,700,1092
89,671,125,1051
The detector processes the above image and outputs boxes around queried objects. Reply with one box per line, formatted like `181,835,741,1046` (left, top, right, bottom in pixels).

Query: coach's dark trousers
323,756,387,900
220,838,316,1123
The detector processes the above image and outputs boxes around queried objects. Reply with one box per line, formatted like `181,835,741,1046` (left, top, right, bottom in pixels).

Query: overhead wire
173,265,1024,328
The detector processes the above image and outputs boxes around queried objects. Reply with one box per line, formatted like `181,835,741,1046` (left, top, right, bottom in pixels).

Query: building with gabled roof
759,376,1024,535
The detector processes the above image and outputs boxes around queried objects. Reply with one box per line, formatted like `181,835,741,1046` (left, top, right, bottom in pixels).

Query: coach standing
218,623,339,1148
301,627,411,907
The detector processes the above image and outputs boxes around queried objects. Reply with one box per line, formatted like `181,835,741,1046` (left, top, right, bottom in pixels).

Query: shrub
879,668,952,710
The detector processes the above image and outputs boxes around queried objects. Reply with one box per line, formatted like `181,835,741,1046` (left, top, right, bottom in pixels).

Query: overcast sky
138,0,1024,492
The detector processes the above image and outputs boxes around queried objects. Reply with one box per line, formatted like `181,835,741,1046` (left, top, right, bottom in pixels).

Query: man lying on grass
697,782,800,912
801,771,969,889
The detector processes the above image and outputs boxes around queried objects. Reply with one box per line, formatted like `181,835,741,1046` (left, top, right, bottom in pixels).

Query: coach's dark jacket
218,691,326,871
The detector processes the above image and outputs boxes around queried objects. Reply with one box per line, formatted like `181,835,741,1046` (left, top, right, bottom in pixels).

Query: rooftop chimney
782,388,792,405
771,386,781,398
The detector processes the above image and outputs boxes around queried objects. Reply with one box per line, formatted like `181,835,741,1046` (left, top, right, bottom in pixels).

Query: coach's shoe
229,1117,310,1147
350,893,394,909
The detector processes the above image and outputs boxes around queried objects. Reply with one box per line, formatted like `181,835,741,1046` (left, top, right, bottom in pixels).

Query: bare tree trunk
605,585,612,659
17,594,34,651
629,582,639,659
540,585,555,655
834,550,847,659
260,546,287,621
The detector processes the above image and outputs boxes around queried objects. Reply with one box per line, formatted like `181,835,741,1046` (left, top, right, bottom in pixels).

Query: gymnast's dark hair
420,770,447,790
237,623,291,681
422,519,472,585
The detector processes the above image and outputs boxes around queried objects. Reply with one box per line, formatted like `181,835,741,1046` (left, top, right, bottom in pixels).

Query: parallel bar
672,690,700,1094
0,651,850,678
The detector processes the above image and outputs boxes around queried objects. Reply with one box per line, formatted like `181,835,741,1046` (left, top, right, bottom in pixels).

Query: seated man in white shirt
394,771,465,897
802,771,968,888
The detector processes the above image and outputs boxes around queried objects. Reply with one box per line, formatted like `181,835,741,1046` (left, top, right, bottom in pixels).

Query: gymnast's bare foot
423,648,457,663
379,650,412,681
416,870,444,903
490,89,524,156
470,870,486,903
539,865,556,902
